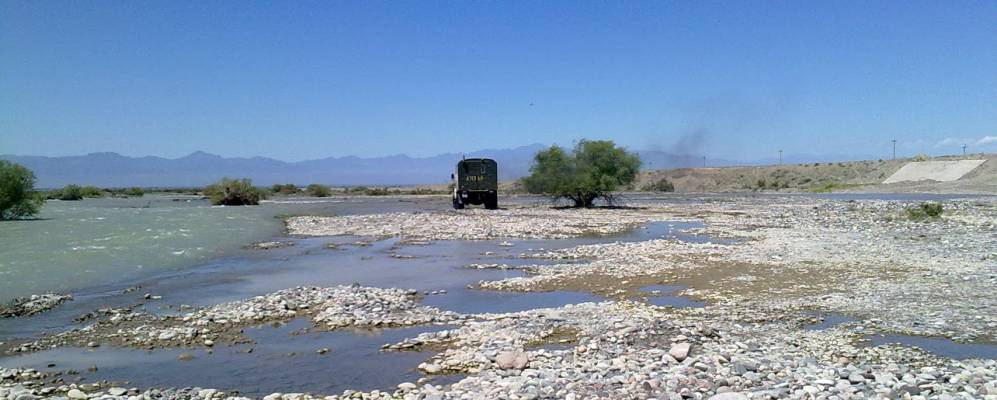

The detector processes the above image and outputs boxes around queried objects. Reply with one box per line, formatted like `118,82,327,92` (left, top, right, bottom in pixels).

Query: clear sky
2,1,995,161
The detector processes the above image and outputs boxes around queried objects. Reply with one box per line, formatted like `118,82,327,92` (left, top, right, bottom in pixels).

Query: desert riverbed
2,194,996,400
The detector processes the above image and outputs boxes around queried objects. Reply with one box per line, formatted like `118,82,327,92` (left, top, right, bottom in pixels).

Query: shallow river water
0,197,711,395
2,193,994,396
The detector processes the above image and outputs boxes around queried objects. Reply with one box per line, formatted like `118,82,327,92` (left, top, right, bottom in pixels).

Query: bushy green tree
521,140,641,208
305,184,331,197
0,161,43,220
205,178,265,205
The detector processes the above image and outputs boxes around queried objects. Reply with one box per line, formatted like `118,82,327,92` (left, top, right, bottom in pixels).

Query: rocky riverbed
0,295,73,319
1,286,459,355
3,196,996,399
285,208,684,240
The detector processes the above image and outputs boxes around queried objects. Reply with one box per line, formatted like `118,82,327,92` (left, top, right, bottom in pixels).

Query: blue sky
2,1,995,161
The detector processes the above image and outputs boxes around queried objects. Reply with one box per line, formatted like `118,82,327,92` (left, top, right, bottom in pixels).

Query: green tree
305,184,331,197
521,140,641,207
205,178,265,205
0,161,43,220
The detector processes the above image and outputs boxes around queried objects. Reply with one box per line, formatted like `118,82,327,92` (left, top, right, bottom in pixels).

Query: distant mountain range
1,145,876,188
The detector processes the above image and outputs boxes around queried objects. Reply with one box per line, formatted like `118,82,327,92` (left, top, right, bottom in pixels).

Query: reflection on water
867,334,997,360
638,285,707,308
803,313,855,331
0,319,455,396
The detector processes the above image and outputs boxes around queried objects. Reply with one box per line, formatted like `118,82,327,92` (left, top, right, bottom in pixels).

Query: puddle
637,285,706,308
803,313,855,331
0,318,455,396
535,343,573,351
866,334,997,360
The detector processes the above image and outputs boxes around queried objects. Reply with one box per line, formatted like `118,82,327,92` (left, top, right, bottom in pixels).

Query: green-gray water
0,195,434,303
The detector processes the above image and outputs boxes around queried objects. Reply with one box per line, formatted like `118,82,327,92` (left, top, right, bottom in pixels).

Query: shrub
80,186,105,198
305,184,331,197
125,187,145,197
364,187,390,196
906,202,943,221
521,140,640,208
58,185,84,201
0,161,43,220
806,181,865,193
270,184,298,195
644,178,675,192
204,178,264,206
405,188,442,195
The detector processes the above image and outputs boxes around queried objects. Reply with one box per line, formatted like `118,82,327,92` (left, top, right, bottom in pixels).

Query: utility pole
892,139,897,160
963,144,967,157
778,149,783,165
702,156,706,168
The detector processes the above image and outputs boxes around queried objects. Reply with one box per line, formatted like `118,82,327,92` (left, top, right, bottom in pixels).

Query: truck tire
485,193,498,210
453,197,464,209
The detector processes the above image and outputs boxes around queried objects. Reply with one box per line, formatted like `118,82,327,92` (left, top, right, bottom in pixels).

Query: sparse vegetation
364,187,391,196
0,161,43,220
270,183,299,195
521,140,640,208
204,178,265,205
56,184,84,201
643,178,675,192
404,188,444,195
806,181,864,193
80,185,105,198
905,202,944,221
305,184,331,197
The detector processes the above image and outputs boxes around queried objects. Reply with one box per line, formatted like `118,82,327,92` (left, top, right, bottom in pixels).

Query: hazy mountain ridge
1,145,548,188
3,145,876,188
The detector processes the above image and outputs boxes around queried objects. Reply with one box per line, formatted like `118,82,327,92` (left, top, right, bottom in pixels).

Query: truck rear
452,158,498,209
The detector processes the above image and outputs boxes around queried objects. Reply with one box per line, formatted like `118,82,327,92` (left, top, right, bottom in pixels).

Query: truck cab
452,158,498,209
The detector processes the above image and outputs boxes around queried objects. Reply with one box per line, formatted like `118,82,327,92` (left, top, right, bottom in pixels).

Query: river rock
669,342,691,361
496,351,529,369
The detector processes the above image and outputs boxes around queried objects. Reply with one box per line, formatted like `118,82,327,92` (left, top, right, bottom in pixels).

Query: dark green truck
452,158,498,209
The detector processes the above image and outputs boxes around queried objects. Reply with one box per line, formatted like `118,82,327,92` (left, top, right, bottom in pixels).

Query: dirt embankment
636,153,997,194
